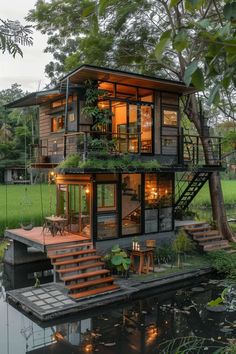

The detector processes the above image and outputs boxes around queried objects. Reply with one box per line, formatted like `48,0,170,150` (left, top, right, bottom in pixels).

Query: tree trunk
189,95,235,242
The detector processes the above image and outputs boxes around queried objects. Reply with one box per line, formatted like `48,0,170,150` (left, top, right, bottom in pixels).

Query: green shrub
172,229,195,268
207,250,236,280
103,244,131,277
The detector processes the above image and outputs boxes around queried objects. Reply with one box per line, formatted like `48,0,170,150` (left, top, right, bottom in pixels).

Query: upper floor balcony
30,130,223,171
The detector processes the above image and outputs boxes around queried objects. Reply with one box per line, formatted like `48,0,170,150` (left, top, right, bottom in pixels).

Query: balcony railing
183,134,222,167
30,131,222,168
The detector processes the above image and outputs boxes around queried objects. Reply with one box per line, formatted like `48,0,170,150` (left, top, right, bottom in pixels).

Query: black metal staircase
175,168,211,212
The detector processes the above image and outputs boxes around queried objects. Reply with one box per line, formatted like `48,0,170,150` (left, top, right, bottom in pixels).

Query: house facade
7,65,222,250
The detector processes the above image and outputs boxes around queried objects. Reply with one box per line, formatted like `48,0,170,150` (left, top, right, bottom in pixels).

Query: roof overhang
60,64,197,95
5,89,64,109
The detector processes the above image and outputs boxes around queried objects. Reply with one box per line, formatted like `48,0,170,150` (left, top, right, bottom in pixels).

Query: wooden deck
5,227,89,252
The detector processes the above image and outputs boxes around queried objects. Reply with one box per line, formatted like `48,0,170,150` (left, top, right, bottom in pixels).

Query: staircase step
191,230,220,237
226,249,236,254
197,235,223,243
70,284,120,300
185,226,211,233
49,249,96,260
66,276,114,291
204,241,230,251
62,269,110,283
48,243,93,255
57,262,105,274
53,255,102,267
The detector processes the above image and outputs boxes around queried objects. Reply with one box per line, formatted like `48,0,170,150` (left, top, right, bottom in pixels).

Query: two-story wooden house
6,65,222,251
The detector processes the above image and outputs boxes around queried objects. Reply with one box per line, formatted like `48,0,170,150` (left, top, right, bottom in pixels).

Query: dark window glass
122,174,141,236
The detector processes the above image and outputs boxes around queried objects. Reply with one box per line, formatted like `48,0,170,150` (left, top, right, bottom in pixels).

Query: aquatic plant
103,245,131,277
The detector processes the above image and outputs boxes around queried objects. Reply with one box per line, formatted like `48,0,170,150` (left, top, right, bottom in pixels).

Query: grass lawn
191,179,236,208
0,184,56,236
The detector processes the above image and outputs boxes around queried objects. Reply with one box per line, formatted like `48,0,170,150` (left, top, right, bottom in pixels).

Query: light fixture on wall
85,185,90,194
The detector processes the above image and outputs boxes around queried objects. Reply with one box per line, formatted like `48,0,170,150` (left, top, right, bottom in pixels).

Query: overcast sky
0,1,52,92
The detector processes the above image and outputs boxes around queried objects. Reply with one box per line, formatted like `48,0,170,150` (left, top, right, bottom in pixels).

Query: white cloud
0,0,53,91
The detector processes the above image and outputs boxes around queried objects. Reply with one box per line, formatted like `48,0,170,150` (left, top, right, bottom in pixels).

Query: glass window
97,183,118,240
51,116,64,132
145,174,158,208
122,174,141,235
112,101,128,153
145,173,173,233
159,207,172,231
158,174,173,207
97,184,116,210
163,110,178,126
141,105,153,153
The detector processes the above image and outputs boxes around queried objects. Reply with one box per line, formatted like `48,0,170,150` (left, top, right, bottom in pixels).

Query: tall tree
28,0,236,240
0,18,33,57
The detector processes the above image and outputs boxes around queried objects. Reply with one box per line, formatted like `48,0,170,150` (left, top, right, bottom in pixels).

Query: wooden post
63,77,69,158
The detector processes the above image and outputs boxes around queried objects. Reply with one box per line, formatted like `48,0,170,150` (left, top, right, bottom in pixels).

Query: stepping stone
45,298,56,304
22,291,34,297
38,294,51,300
34,301,45,307
33,289,45,295
41,305,53,310
28,296,38,301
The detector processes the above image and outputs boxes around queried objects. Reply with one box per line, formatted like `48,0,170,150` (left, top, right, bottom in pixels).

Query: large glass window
112,101,128,153
97,183,118,240
122,174,141,236
145,173,173,233
141,105,153,153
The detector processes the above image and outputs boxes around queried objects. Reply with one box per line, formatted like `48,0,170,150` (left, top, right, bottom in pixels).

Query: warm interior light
84,343,93,352
52,331,64,341
50,171,55,176
85,186,90,194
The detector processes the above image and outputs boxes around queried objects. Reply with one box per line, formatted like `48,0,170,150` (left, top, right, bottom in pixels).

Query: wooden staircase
184,222,236,253
47,241,119,300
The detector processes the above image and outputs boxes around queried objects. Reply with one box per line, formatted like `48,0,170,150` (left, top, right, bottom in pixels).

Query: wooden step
49,249,96,260
57,262,105,274
48,242,93,253
196,235,223,243
70,284,120,300
185,226,211,233
53,255,101,267
204,241,230,251
62,269,110,283
192,230,220,237
226,249,236,254
66,276,114,291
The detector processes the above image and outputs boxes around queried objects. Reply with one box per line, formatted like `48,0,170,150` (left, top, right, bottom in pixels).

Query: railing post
196,136,199,165
192,144,195,165
83,132,88,161
219,137,222,166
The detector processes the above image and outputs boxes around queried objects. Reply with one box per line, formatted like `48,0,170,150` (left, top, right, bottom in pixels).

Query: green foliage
172,229,195,268
58,153,160,171
155,243,176,265
207,296,223,307
207,250,236,280
0,19,33,57
103,244,131,276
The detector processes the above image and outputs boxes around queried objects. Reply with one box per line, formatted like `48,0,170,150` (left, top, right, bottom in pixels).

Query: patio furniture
129,247,154,275
43,216,67,236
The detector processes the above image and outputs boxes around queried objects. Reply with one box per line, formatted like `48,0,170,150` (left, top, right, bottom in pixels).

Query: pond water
0,262,236,354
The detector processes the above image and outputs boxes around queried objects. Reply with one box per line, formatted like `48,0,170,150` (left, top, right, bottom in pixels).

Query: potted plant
103,245,131,278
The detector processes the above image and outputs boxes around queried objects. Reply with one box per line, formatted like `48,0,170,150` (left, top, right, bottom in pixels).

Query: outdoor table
128,247,154,275
44,216,67,236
